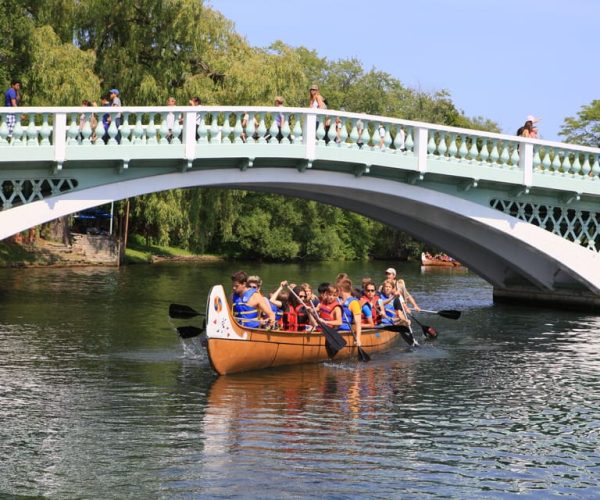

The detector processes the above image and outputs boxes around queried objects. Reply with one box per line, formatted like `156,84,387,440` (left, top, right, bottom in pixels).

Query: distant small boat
421,252,462,267
204,285,405,375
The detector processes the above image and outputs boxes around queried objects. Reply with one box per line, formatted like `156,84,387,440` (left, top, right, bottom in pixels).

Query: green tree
559,100,600,147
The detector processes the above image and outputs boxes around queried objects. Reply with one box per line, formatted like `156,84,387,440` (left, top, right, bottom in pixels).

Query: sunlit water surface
1,262,599,498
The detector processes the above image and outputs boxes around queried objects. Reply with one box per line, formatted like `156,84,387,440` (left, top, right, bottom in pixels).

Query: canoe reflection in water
201,361,416,461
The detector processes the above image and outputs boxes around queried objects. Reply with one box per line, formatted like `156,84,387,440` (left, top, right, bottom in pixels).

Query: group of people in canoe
230,268,420,347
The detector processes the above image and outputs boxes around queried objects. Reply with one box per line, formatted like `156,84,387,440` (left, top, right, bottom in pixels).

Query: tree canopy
559,100,600,148
1,0,502,261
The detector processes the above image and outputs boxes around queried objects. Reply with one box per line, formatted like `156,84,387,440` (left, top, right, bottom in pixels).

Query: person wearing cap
382,267,420,312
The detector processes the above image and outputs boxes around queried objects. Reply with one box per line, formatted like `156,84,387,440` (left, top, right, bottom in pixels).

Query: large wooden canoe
205,285,403,375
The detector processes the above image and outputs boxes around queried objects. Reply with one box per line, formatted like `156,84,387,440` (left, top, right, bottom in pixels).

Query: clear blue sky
210,0,598,142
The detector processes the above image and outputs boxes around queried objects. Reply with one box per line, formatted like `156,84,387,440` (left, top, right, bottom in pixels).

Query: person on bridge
308,84,326,109
109,88,122,143
4,79,21,138
165,96,182,142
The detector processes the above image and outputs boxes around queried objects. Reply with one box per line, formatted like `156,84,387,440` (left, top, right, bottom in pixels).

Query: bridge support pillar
493,286,600,312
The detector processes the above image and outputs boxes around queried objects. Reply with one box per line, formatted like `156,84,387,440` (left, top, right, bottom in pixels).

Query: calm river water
1,262,599,498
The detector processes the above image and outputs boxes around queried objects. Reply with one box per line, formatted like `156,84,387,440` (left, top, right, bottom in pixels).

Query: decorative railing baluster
81,113,93,145
196,113,207,144
427,133,436,157
404,128,414,153
26,117,39,146
479,138,489,165
499,141,510,166
458,135,468,161
0,115,8,145
94,118,105,146
11,116,24,146
40,114,51,146
571,153,581,177
107,113,119,145
120,112,131,145
67,113,79,145
146,114,157,144
159,113,169,144
133,114,144,144
468,136,479,163
510,142,519,167
292,117,302,144
222,113,232,144
316,117,326,145
339,117,349,146
591,156,600,178
436,132,446,158
257,113,267,144
268,114,278,144
209,114,219,144
281,114,291,144
581,154,591,177
171,116,182,145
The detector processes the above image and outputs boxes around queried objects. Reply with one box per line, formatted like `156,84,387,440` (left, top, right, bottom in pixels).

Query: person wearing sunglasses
360,281,384,326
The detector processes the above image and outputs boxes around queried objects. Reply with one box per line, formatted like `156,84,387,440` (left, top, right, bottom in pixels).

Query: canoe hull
205,285,401,375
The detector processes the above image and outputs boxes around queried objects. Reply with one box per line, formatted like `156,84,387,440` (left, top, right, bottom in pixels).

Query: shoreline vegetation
0,238,223,268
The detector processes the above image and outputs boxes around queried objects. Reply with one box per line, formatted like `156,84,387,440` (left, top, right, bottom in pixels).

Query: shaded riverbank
0,238,223,268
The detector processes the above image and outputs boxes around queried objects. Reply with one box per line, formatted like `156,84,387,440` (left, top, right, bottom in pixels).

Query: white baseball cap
385,267,396,276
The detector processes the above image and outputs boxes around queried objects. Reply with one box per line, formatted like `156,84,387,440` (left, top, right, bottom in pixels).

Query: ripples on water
1,264,599,497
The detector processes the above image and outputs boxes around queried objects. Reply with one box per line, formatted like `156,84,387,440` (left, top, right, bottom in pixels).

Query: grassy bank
124,239,223,264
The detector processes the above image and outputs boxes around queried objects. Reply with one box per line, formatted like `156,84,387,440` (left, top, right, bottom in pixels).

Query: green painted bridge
1,106,600,309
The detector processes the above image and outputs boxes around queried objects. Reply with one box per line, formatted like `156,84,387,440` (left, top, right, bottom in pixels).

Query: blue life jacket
379,293,395,325
270,301,283,324
339,296,358,331
232,288,260,328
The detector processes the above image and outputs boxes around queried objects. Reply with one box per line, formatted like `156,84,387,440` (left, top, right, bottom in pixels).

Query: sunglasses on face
366,289,376,292
299,295,306,298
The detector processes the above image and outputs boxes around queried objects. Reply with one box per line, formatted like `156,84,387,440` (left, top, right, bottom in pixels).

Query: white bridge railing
1,106,599,194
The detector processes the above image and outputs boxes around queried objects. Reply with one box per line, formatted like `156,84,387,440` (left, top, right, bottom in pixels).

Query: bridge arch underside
2,168,600,310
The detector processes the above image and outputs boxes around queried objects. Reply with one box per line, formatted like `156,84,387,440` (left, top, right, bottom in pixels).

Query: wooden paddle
408,314,438,339
396,296,419,347
169,303,206,319
419,309,461,320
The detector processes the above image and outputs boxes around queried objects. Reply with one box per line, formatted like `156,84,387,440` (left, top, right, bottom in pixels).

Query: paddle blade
319,321,347,358
422,324,438,339
177,325,204,339
357,346,371,362
169,303,202,319
438,309,461,320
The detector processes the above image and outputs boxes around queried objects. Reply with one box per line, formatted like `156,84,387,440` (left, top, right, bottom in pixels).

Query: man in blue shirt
4,80,21,137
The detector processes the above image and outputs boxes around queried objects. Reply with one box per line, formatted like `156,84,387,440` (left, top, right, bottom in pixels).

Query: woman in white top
308,84,326,109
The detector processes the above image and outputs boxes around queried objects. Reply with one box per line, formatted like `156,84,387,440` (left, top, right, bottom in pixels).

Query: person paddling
384,267,420,313
338,279,363,347
231,271,275,328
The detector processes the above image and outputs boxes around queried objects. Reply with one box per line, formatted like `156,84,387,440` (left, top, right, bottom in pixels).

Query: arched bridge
1,106,600,309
